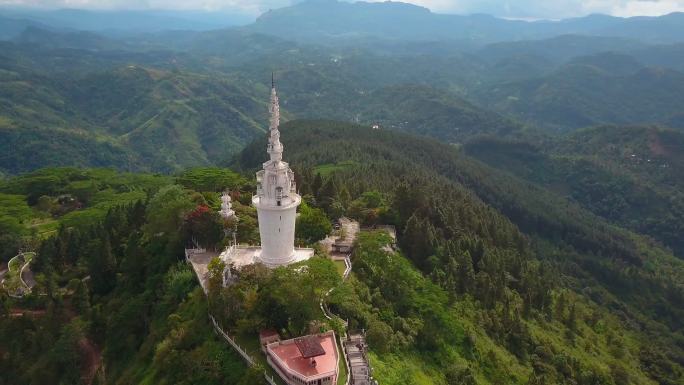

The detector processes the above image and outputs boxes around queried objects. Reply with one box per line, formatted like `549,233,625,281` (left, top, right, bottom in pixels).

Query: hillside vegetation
0,167,264,384
235,120,684,385
465,126,684,257
475,64,684,130
2,2,684,383
2,120,683,384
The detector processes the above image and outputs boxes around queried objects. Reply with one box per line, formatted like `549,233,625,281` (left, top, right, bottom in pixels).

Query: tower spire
267,74,282,162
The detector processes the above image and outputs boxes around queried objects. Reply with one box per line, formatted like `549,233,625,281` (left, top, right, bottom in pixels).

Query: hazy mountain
0,8,253,36
247,0,684,45
14,26,130,51
478,35,648,65
0,15,46,40
631,43,684,71
566,52,644,76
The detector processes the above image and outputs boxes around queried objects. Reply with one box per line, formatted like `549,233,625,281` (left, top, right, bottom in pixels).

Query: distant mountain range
0,8,253,36
1,0,684,175
475,61,684,130
248,0,684,44
3,1,684,44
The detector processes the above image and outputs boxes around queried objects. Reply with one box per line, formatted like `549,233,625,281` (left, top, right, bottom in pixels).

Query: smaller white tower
219,191,235,219
252,75,302,268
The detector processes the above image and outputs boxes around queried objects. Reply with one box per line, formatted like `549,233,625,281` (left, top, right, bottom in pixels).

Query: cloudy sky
1,0,683,19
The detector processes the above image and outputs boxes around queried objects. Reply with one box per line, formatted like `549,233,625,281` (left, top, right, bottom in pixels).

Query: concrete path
186,249,220,294
344,334,374,385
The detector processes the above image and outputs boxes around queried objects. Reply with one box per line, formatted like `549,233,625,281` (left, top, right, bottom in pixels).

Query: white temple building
219,76,314,272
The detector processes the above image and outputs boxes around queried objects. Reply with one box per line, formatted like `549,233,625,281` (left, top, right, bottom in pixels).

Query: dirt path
79,338,102,385
8,308,46,318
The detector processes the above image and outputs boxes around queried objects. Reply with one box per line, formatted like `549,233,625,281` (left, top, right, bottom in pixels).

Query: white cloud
400,0,684,18
0,0,292,13
1,0,683,18
610,0,684,16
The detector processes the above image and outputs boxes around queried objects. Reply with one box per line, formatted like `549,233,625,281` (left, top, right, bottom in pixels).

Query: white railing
343,254,352,279
209,314,284,385
264,374,278,385
338,332,351,385
19,259,32,292
184,247,206,262
209,314,255,365
4,252,34,298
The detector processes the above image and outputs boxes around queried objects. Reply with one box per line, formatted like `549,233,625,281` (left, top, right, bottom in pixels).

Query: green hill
0,61,268,174
476,64,684,130
352,85,523,143
0,36,532,174
1,122,683,384
0,167,258,384
464,126,684,258
235,120,684,385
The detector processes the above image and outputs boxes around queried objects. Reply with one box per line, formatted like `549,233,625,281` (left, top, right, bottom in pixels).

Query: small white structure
219,191,235,219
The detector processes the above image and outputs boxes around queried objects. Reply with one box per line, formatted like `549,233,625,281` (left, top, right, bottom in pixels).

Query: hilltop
2,121,682,384
236,120,684,384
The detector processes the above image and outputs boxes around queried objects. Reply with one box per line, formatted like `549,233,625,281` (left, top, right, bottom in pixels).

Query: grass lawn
334,260,347,277
337,338,348,385
31,217,60,238
314,161,359,177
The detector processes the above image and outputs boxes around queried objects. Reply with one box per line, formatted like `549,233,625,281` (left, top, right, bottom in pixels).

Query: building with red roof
265,331,339,385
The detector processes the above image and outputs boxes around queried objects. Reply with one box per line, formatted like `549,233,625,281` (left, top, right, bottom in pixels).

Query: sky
1,0,684,19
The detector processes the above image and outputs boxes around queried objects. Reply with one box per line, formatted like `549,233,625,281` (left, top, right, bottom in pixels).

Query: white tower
252,76,301,268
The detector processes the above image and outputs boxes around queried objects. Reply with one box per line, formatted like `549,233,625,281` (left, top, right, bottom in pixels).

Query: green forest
2,1,684,384
2,120,682,384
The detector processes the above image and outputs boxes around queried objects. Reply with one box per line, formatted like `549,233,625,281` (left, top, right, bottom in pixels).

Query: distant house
259,329,281,352
265,331,339,385
332,239,354,254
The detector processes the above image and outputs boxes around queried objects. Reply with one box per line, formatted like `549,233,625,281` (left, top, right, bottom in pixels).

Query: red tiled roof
269,334,338,378
295,336,326,358
260,329,280,339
